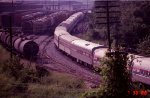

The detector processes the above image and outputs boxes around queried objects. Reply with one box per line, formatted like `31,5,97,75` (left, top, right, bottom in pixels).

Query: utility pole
106,1,111,51
90,1,132,98
87,0,88,10
57,0,60,11
94,0,120,51
53,0,54,10
9,0,14,59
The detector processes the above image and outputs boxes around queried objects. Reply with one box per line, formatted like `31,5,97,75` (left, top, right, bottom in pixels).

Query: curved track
33,35,101,86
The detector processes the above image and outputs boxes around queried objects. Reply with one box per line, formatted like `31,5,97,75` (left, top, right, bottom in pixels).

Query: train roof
133,55,150,71
54,29,69,36
61,20,71,25
60,34,80,42
72,39,102,51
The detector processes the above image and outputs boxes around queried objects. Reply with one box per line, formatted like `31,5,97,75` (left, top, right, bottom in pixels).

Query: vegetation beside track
0,45,86,98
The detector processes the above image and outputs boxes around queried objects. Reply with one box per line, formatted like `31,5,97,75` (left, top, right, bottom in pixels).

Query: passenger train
54,12,150,86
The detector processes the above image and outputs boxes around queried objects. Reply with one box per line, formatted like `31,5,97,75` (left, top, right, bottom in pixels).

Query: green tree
81,51,132,98
137,35,150,56
120,1,150,53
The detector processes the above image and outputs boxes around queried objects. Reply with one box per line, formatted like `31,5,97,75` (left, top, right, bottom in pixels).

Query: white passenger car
131,55,150,85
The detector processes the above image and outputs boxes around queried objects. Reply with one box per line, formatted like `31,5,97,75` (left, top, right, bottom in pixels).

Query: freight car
21,11,52,22
54,12,150,86
0,10,42,28
0,32,39,58
22,11,71,34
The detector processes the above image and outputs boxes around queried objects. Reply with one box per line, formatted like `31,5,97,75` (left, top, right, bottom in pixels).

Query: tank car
0,32,39,57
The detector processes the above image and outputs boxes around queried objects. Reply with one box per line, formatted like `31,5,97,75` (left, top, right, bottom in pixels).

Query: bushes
27,72,85,98
81,51,150,98
36,65,49,78
0,56,50,97
0,73,28,97
1,56,24,80
81,1,150,55
81,51,132,98
0,56,86,98
119,1,150,53
0,56,43,83
137,35,150,56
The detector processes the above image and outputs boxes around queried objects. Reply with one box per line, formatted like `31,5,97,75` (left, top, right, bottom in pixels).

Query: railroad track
38,36,52,47
44,52,101,85
36,37,101,86
36,36,53,56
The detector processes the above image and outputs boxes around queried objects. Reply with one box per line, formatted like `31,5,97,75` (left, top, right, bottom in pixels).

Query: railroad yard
0,0,101,88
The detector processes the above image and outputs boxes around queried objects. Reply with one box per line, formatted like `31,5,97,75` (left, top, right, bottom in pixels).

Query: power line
9,0,13,59
94,0,120,51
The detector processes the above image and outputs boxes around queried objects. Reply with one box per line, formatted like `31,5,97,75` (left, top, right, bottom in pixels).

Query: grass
26,72,86,98
0,45,87,98
4,72,86,98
